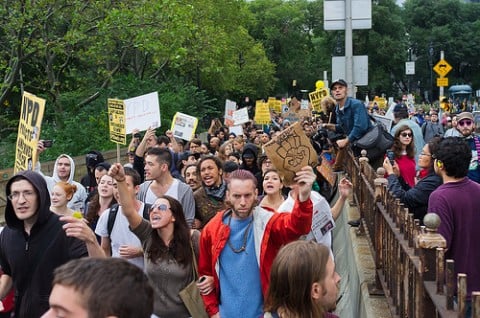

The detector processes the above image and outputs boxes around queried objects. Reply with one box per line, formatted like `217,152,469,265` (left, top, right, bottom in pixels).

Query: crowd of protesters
1,79,479,317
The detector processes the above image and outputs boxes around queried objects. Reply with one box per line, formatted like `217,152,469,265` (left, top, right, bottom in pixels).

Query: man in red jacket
199,167,315,318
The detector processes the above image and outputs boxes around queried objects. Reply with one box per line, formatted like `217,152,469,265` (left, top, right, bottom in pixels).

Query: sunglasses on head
400,132,412,138
149,203,169,213
458,120,473,127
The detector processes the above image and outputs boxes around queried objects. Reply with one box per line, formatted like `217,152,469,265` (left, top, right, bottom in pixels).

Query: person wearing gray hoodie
36,152,87,212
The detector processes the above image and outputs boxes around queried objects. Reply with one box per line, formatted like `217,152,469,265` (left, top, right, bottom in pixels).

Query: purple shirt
428,178,480,298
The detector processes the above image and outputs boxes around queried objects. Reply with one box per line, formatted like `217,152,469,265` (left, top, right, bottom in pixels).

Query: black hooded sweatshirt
0,170,88,317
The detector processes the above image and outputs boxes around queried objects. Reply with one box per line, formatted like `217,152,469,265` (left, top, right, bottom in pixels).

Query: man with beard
199,167,315,318
455,112,480,183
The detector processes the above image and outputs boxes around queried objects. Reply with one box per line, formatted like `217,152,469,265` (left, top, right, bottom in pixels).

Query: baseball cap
393,103,408,113
330,79,347,90
457,112,474,122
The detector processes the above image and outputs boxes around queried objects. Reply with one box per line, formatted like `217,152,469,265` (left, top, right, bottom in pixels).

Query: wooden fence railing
345,150,480,318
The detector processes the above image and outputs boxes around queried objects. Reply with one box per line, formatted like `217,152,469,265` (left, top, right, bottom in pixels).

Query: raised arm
109,163,143,229
330,177,352,220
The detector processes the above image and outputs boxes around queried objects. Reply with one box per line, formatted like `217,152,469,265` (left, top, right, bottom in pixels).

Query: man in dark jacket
0,170,88,317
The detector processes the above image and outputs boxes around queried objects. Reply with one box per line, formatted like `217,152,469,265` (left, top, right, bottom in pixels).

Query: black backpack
107,203,151,236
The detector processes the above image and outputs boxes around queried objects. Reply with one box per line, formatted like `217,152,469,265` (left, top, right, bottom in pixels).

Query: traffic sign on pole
433,59,452,77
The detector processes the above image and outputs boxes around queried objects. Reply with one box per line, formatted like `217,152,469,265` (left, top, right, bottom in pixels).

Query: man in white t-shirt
95,167,145,269
277,177,352,251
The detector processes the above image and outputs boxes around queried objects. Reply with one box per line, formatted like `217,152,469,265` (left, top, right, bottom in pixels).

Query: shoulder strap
107,204,120,237
142,203,152,220
189,229,199,280
474,136,480,164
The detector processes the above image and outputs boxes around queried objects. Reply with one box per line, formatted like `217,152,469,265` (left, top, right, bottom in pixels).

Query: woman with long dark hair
109,163,212,317
84,174,117,238
389,125,416,188
384,137,442,222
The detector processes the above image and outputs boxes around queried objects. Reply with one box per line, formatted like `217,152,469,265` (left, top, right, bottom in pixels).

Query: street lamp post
428,43,434,104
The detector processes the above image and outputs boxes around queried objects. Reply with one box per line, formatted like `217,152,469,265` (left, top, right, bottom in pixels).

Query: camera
311,128,344,153
386,150,395,165
43,140,53,148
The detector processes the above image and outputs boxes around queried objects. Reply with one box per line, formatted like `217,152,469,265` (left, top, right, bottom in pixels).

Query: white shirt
95,203,145,269
277,191,334,251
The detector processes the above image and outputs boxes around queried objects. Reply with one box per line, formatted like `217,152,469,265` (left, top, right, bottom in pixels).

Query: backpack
107,203,152,236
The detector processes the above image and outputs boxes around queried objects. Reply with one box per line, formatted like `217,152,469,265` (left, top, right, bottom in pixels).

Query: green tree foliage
2,0,480,170
404,0,480,92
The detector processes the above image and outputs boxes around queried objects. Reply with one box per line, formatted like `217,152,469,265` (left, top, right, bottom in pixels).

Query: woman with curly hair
388,124,416,189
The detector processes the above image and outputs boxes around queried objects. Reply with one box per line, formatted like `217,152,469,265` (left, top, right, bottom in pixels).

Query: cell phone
386,150,395,165
43,140,53,148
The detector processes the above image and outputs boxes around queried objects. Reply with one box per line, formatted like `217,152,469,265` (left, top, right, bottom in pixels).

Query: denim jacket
334,97,372,142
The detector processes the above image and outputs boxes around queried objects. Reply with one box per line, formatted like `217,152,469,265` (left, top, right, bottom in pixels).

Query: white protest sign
229,125,244,136
170,112,198,141
372,114,393,132
124,92,161,134
233,107,250,125
224,99,237,127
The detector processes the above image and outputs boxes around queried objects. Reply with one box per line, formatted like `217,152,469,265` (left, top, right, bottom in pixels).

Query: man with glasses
455,112,480,183
0,171,93,317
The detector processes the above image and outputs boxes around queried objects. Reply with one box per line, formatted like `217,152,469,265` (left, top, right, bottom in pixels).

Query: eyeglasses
149,203,170,213
400,132,412,138
8,190,36,201
420,152,432,157
458,120,473,127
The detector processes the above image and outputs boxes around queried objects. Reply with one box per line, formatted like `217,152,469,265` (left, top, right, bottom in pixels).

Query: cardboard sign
317,154,336,187
14,92,46,173
108,99,127,145
264,122,318,186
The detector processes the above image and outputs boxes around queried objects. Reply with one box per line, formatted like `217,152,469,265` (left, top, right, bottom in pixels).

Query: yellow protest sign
108,99,126,145
14,92,46,173
309,89,329,112
267,97,282,113
254,102,271,125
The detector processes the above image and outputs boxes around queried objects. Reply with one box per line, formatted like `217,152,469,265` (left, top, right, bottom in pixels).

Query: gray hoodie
37,154,87,212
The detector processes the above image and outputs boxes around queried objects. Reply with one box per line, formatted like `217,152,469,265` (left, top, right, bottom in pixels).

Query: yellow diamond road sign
433,59,452,77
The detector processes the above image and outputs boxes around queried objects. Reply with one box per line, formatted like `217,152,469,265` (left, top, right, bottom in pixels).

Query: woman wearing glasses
386,125,417,189
383,137,442,222
108,163,212,318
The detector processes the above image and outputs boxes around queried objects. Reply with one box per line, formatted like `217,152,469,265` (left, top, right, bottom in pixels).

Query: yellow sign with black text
437,77,448,87
14,92,46,173
108,99,126,145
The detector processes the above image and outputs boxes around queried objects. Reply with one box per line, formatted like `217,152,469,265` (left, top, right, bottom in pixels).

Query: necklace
227,213,253,253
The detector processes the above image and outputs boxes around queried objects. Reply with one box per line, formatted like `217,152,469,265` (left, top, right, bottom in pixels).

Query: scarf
205,182,227,201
